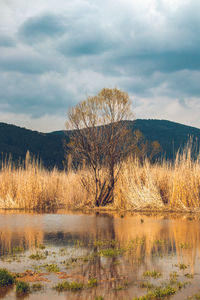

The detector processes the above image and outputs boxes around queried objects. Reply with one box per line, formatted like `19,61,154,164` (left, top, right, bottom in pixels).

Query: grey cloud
0,45,62,74
0,72,75,117
0,35,15,47
18,13,66,43
59,33,111,57
0,56,53,74
2,0,200,130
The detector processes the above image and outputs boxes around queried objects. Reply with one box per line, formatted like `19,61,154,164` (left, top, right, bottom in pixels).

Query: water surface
0,210,200,299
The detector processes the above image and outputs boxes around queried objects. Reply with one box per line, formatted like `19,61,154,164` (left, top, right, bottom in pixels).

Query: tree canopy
66,88,134,206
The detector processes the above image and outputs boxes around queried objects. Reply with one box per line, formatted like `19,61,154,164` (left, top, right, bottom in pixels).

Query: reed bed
1,146,200,211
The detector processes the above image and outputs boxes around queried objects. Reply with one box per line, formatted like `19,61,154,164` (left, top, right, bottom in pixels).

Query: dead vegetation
0,143,200,211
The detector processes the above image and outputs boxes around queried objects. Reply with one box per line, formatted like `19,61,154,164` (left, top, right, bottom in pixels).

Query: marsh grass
45,263,59,272
1,142,200,211
16,281,30,294
54,280,84,292
0,269,14,286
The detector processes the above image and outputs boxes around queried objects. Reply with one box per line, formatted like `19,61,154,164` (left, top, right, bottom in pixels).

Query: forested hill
0,119,200,169
0,122,67,169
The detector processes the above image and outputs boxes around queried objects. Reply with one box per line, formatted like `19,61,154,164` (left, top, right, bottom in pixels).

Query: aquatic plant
88,277,98,287
180,242,192,249
133,285,176,299
54,280,84,291
143,270,162,279
0,268,14,286
16,281,30,294
140,282,155,289
31,283,44,291
175,263,188,270
188,293,200,299
98,247,125,257
38,244,46,250
45,263,59,272
11,246,24,254
29,252,46,260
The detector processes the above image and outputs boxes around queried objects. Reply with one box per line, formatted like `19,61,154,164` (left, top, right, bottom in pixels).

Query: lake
0,210,200,299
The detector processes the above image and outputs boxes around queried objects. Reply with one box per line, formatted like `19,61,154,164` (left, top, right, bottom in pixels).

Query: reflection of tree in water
0,214,200,299
66,215,132,300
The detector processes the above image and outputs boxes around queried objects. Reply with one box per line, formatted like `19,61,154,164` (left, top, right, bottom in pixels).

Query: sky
0,0,200,132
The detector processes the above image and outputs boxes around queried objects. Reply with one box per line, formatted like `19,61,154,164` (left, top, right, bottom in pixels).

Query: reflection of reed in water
0,228,43,255
0,285,13,299
0,213,200,300
114,215,200,272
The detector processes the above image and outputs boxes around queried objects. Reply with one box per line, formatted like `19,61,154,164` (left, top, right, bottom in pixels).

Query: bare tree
66,88,134,206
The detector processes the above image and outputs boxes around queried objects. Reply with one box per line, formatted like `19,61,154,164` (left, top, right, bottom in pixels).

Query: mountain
0,122,68,169
0,119,200,169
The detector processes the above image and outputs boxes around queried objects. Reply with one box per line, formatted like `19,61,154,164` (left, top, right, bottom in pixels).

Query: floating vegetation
188,292,200,299
10,246,24,254
0,268,14,286
133,285,176,300
143,270,162,279
88,277,98,287
0,211,200,300
38,244,46,250
29,252,46,260
93,239,117,248
16,281,30,294
45,263,59,272
115,281,129,290
31,283,44,291
185,273,194,279
98,247,125,257
140,282,155,289
54,281,84,292
175,263,188,270
180,242,192,249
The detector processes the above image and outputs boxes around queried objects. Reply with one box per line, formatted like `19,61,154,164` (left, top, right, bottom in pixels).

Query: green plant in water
115,281,129,290
11,246,24,254
185,273,194,279
31,283,44,291
188,292,200,299
175,263,188,270
88,277,98,287
143,270,162,279
0,269,14,286
29,252,46,260
54,281,84,291
169,271,179,284
38,244,46,250
16,281,30,294
93,239,116,248
46,263,59,272
98,247,124,257
133,285,176,299
180,242,191,249
140,282,155,289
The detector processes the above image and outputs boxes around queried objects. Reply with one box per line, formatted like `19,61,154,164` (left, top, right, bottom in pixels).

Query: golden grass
1,145,200,211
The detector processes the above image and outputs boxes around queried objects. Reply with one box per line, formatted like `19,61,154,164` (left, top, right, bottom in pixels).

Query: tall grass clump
1,141,200,211
0,151,90,211
115,141,200,211
0,269,14,286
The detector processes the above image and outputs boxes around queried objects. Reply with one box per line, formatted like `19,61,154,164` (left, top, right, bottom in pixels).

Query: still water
0,210,200,299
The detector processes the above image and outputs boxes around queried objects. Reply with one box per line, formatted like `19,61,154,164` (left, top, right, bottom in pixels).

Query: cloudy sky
0,0,200,132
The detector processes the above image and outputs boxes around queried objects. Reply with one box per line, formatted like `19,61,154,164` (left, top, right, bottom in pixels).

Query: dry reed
0,144,200,211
